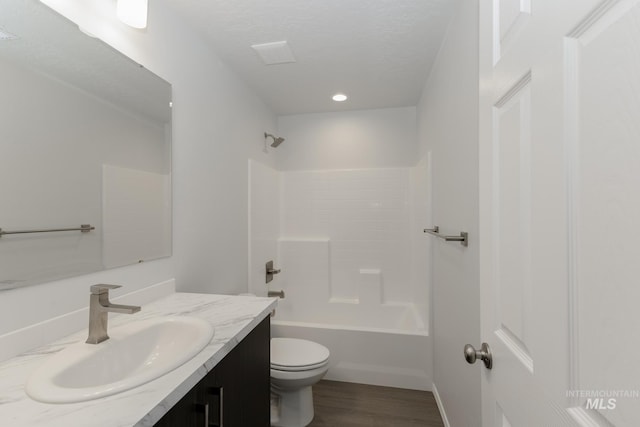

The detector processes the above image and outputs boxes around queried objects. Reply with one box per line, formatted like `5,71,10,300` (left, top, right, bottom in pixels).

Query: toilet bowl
270,338,330,427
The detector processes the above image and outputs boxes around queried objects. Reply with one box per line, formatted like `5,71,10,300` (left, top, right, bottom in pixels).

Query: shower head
271,136,285,147
264,132,285,148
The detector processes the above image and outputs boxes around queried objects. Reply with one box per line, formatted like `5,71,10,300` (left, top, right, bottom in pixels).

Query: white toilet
270,338,330,427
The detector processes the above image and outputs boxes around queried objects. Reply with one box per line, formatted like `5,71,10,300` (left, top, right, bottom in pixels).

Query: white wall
277,107,418,170
248,160,280,297
0,0,276,343
417,1,481,426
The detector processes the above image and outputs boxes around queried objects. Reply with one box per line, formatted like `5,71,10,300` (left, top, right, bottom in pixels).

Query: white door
478,0,640,426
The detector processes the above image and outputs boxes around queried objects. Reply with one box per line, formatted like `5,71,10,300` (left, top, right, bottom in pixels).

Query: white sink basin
26,316,214,403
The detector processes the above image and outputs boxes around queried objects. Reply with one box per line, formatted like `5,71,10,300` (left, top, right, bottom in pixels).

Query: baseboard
432,382,451,427
325,361,431,391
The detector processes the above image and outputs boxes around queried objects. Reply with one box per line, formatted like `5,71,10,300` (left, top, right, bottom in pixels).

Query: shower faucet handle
266,260,281,283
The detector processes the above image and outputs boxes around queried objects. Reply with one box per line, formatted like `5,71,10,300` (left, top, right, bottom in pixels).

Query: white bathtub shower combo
271,292,430,391
249,158,432,399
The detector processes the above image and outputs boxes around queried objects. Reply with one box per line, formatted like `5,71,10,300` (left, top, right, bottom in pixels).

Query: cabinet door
153,381,205,427
155,316,271,427
206,341,243,426
208,316,271,426
239,316,270,426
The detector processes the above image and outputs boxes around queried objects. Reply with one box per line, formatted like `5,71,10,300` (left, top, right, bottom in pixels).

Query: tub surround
249,160,433,392
0,292,277,427
272,320,430,391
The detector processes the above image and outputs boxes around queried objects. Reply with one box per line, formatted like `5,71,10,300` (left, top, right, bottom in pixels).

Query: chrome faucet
86,284,141,344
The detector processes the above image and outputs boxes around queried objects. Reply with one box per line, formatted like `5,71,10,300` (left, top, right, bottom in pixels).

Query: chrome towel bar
0,224,95,238
423,225,468,247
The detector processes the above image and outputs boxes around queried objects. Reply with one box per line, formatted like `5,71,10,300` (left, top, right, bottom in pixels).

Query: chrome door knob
464,342,492,369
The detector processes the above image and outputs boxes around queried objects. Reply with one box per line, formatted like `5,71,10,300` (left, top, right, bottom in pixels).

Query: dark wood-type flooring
308,380,445,427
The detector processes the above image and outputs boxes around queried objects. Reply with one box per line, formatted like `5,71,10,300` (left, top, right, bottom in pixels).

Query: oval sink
26,316,214,403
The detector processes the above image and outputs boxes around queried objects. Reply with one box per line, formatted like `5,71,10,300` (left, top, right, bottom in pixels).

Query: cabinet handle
209,387,224,427
219,387,224,427
195,402,209,427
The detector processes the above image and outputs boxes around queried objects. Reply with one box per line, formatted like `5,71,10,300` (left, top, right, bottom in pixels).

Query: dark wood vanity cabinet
154,316,270,427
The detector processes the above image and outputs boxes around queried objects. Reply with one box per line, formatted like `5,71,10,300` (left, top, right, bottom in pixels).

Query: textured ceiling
163,0,457,115
0,0,171,124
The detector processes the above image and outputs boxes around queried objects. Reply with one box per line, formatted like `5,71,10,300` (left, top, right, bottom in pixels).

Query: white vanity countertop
0,293,277,427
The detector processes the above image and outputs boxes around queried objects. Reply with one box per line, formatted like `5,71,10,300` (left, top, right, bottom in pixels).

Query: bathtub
270,302,432,391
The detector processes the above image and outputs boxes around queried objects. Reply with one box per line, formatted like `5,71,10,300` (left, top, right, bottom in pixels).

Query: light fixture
117,0,148,29
332,93,348,102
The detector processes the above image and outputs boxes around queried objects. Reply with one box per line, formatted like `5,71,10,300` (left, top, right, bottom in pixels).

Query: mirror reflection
0,0,172,290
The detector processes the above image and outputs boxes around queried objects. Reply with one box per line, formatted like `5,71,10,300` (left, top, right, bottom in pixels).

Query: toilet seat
271,359,328,372
271,338,329,372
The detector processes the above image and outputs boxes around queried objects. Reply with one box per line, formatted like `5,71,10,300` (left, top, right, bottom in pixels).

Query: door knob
464,342,492,369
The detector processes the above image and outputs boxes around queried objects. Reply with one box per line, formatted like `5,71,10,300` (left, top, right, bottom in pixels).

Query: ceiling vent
251,41,296,65
0,27,19,41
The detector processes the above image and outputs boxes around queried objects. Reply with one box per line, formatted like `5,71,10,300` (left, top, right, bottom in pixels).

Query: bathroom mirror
0,0,172,290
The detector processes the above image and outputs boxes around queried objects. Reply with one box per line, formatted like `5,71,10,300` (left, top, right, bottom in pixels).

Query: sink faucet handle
90,284,122,294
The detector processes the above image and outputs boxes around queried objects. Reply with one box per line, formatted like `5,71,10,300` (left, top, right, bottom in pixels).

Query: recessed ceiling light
332,93,348,102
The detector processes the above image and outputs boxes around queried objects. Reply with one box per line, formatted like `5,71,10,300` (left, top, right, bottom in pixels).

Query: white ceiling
164,0,458,115
0,0,171,124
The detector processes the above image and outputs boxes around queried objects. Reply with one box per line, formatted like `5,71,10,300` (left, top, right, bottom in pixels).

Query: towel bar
423,226,468,247
0,224,95,238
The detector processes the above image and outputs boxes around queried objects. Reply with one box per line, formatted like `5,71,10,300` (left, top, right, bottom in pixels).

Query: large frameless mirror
0,0,172,290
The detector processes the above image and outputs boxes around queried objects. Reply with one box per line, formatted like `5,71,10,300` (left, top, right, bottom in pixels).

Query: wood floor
308,380,445,427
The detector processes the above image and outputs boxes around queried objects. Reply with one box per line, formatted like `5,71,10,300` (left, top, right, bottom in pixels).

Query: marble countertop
0,293,277,427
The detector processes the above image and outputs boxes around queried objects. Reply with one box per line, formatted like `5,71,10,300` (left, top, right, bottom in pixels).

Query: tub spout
268,290,285,299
